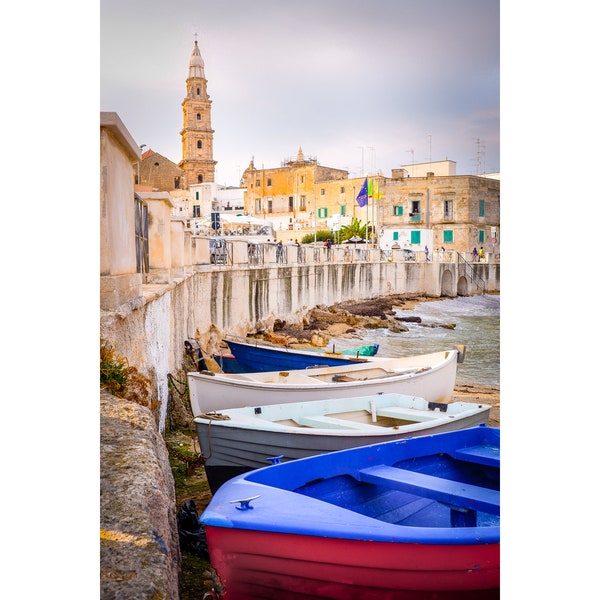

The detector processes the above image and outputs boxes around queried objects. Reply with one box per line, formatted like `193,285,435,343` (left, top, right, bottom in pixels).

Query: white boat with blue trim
187,346,465,416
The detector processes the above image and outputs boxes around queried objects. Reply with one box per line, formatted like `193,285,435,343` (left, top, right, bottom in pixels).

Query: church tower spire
179,38,217,187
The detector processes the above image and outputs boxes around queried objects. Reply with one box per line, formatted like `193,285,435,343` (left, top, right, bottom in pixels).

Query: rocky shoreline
237,293,500,427
244,293,478,348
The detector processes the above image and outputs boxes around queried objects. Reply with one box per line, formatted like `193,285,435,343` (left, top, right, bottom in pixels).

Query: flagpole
366,177,370,248
371,178,375,250
313,178,317,244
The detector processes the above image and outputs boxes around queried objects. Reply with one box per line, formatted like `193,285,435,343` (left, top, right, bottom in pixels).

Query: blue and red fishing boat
200,425,500,599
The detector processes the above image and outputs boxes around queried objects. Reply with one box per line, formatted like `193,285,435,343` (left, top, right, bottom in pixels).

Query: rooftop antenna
474,138,486,175
406,148,414,176
357,146,365,177
368,146,376,175
427,134,432,164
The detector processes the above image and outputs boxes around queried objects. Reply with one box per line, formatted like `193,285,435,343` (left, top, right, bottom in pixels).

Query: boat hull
205,527,499,599
224,338,371,372
188,349,459,415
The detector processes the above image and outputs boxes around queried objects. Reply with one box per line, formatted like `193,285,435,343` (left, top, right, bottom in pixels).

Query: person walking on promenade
479,246,485,261
425,245,430,262
472,247,478,262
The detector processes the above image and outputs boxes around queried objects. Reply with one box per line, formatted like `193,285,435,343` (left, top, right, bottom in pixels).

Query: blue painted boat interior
200,426,500,544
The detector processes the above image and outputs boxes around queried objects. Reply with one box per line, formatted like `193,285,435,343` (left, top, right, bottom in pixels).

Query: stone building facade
241,147,349,232
240,153,500,255
377,173,500,254
137,149,184,191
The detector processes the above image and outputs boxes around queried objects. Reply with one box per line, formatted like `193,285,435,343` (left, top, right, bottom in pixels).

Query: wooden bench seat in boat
329,367,429,383
357,465,500,516
294,415,387,431
448,445,500,468
374,406,438,422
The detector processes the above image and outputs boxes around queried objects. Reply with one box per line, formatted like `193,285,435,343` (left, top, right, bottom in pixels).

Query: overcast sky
101,0,500,186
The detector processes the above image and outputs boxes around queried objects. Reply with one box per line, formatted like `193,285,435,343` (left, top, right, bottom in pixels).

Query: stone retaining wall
100,390,181,599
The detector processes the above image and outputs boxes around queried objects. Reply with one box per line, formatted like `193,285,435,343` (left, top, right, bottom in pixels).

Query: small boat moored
219,337,378,373
194,392,491,493
187,346,465,415
200,425,500,599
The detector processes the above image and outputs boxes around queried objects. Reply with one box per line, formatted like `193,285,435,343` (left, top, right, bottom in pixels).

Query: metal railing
134,195,149,279
275,244,288,265
248,243,264,265
457,253,487,292
201,239,496,273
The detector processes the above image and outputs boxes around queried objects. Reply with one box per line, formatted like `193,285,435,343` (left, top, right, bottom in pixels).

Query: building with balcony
240,153,500,255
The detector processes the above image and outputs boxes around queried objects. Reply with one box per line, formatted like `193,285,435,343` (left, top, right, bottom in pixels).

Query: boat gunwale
193,403,491,437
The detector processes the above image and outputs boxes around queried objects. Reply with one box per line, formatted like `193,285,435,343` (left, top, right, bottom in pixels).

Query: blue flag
356,177,368,207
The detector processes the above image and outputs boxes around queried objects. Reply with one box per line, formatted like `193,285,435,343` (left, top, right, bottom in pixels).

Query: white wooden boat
194,392,491,493
187,347,464,416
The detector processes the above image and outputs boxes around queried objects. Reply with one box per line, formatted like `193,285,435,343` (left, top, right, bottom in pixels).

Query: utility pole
357,146,365,176
137,144,146,184
427,134,432,165
368,146,376,175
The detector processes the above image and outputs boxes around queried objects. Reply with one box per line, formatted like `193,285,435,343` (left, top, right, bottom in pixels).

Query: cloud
101,0,500,180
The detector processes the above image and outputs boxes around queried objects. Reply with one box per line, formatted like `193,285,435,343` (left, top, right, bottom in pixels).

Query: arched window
196,113,201,120
197,140,202,149
198,174,203,183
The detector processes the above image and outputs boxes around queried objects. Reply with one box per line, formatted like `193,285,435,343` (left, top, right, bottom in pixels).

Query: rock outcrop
100,390,181,599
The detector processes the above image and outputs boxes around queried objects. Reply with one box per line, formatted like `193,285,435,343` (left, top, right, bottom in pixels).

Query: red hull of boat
205,527,499,599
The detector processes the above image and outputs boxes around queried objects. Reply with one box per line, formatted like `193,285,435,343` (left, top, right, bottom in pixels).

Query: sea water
329,294,500,388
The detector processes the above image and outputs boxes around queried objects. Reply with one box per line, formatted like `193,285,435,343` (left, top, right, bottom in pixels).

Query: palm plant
339,217,367,242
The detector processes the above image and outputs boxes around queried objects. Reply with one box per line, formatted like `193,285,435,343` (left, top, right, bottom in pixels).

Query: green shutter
479,230,485,243
393,231,399,241
443,230,453,243
479,200,485,216
393,205,403,216
341,205,346,216
411,230,421,244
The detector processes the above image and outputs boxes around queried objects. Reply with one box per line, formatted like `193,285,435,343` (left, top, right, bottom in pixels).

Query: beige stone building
136,149,184,191
241,147,350,233
377,172,500,255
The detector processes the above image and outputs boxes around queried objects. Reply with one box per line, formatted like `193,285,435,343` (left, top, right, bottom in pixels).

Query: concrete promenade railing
193,235,499,272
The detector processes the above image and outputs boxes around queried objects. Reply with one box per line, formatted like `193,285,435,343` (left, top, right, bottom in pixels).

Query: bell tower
179,38,217,187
